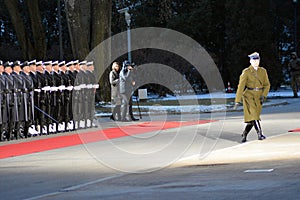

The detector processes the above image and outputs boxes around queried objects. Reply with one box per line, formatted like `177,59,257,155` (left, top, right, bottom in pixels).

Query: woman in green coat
234,52,270,143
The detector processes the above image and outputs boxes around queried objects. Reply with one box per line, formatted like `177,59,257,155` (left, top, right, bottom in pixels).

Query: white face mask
250,59,260,69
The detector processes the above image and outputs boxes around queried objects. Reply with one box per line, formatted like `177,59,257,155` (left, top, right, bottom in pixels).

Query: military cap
291,52,297,56
52,61,59,65
36,61,43,66
13,60,21,67
4,61,12,68
29,60,36,65
58,61,65,66
0,60,3,65
248,52,260,60
87,61,94,66
21,61,29,68
66,61,73,67
79,61,87,65
43,61,52,66
73,60,79,64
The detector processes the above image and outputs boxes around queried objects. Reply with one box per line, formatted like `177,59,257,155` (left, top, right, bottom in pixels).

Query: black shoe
131,117,139,121
110,115,115,121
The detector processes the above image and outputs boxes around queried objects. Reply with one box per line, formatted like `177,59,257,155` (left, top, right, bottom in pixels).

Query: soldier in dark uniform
65,61,75,131
43,61,54,134
11,61,27,139
3,62,17,140
29,60,39,132
51,61,65,132
73,61,87,128
35,61,47,135
72,60,81,129
79,61,90,128
86,61,98,127
0,60,7,141
59,61,72,131
20,61,35,138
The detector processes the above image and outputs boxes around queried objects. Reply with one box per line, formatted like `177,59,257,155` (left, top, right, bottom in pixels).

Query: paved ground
0,97,300,200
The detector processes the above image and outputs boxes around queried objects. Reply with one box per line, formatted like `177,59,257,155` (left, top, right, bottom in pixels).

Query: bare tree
65,0,111,59
4,0,46,60
65,0,112,101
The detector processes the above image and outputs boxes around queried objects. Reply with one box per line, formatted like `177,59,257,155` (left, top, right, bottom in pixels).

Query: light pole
118,7,132,63
293,0,298,52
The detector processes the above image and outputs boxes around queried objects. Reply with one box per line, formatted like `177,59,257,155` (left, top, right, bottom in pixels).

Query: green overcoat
235,65,270,122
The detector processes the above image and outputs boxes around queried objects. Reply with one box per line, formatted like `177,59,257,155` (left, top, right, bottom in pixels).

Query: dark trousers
120,93,129,120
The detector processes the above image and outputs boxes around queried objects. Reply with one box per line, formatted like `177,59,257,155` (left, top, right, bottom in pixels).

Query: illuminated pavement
0,98,300,200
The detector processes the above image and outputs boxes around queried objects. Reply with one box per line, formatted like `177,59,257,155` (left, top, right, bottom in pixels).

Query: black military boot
253,120,266,140
241,122,253,143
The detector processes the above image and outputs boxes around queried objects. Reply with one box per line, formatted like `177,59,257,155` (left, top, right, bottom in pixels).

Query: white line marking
244,169,274,173
24,173,125,200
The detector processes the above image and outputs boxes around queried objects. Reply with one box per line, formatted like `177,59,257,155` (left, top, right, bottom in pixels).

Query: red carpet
288,128,300,132
0,120,215,159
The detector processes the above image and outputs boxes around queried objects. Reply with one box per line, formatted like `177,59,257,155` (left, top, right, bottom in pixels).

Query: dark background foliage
0,0,298,101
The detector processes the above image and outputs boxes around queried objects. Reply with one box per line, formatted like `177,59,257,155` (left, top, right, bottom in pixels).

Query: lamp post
118,7,132,63
293,0,298,52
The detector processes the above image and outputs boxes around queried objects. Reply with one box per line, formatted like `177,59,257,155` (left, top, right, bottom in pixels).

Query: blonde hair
112,62,120,70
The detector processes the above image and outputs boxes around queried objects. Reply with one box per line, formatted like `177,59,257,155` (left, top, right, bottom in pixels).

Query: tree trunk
65,0,111,101
26,0,47,60
90,0,111,102
65,0,91,59
90,0,111,49
4,0,34,59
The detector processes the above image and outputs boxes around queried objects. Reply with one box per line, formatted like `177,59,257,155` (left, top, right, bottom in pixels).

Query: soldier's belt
34,89,41,93
58,85,66,91
86,84,93,89
50,87,58,91
79,84,87,89
73,86,81,90
42,86,51,91
93,84,99,89
66,86,73,91
247,87,263,91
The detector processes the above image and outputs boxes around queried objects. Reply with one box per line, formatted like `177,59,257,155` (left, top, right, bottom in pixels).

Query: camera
122,60,136,69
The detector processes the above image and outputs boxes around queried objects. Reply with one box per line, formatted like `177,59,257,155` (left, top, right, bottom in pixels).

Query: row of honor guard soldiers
0,59,98,141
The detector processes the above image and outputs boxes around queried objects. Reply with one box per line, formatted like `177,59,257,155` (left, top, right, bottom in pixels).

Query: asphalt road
0,98,300,200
